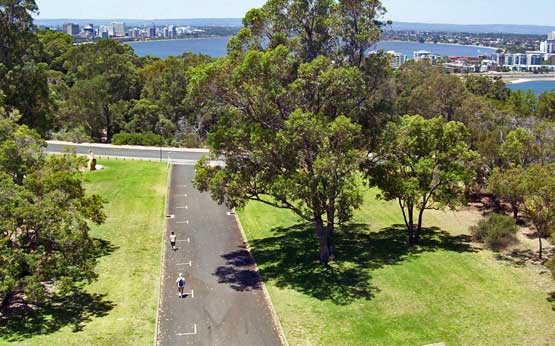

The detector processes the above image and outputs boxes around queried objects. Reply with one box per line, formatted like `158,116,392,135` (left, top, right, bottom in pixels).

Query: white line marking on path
176,194,188,197
176,324,197,336
176,260,192,266
185,289,194,298
176,185,187,188
176,206,188,209
175,220,189,224
176,238,190,243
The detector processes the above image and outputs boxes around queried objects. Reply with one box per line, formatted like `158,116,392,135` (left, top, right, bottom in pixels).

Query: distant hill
34,18,555,35
388,22,555,35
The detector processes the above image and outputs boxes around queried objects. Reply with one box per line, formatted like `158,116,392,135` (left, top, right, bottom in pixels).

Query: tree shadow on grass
0,237,117,342
0,291,114,342
215,223,475,305
547,291,555,311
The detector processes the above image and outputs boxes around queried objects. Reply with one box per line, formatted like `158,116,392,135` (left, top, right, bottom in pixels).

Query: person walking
170,231,177,251
176,273,186,298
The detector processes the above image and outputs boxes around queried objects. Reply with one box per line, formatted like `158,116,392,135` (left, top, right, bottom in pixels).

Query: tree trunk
539,235,543,260
407,203,415,246
511,203,519,220
326,209,336,261
316,217,331,264
416,207,425,244
1,291,15,314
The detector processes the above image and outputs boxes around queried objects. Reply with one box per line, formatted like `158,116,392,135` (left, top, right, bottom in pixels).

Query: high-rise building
168,25,177,38
83,24,95,38
63,23,80,36
540,32,555,54
149,26,157,38
111,22,126,37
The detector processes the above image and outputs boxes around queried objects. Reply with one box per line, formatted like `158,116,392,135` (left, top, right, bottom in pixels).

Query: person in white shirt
170,231,177,251
176,273,186,298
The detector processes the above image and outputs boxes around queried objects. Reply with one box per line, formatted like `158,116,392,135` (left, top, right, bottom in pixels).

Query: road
46,141,208,164
156,164,283,346
46,143,283,346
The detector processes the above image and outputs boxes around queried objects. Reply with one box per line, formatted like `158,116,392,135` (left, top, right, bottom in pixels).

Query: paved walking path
155,164,283,346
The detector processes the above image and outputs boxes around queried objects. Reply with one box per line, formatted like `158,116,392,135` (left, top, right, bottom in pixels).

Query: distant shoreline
125,36,232,44
380,40,498,52
509,77,555,84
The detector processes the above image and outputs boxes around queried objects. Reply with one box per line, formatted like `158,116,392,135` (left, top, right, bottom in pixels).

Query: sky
34,0,555,26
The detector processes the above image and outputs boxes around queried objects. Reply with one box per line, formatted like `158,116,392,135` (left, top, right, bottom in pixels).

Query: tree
367,115,479,245
0,0,51,133
195,110,363,264
61,40,141,142
500,128,539,168
36,29,73,71
238,0,386,65
537,91,555,119
0,108,105,312
393,61,468,121
488,167,526,219
521,164,555,259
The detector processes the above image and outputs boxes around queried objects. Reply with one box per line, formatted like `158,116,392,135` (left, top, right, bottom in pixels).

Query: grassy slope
238,188,555,346
3,160,168,346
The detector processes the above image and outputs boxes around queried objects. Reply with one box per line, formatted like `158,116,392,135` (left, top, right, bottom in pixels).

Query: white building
387,50,408,68
111,22,126,37
413,50,441,65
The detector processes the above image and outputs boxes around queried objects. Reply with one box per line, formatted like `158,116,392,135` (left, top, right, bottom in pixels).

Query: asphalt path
155,164,283,346
46,141,207,163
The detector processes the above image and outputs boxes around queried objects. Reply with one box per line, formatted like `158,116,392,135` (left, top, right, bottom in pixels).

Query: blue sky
35,0,554,26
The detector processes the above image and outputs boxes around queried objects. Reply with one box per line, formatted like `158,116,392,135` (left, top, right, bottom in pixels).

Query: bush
112,132,164,146
51,127,92,143
470,214,519,251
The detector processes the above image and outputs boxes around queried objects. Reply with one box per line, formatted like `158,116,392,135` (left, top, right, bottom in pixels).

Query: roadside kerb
154,164,174,346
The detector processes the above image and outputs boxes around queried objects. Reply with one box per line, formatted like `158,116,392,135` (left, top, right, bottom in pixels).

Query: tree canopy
367,115,479,245
0,105,105,312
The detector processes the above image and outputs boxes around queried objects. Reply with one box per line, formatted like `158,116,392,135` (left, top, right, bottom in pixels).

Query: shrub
51,127,92,143
470,214,519,251
112,132,164,146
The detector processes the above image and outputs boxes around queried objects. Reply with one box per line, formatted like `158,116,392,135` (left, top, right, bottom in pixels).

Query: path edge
154,163,173,346
233,211,290,346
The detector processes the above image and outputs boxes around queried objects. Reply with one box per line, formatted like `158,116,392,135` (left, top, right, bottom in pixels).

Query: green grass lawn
238,188,555,346
1,160,168,346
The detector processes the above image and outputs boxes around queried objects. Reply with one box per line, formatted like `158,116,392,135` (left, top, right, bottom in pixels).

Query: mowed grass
238,187,555,346
1,160,168,346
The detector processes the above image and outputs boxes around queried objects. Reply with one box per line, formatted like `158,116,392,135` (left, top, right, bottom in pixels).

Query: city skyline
34,0,555,26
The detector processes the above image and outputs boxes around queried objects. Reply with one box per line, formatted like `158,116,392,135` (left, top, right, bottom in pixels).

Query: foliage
488,166,526,219
111,131,164,146
367,115,479,245
0,113,105,312
470,214,519,251
520,163,555,259
237,0,386,65
394,61,468,121
0,0,51,134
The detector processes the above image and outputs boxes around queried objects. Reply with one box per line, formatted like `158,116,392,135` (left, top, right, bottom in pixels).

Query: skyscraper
63,23,80,36
111,22,126,37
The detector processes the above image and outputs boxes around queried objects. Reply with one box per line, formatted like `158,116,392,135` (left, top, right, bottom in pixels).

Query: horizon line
33,17,555,28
